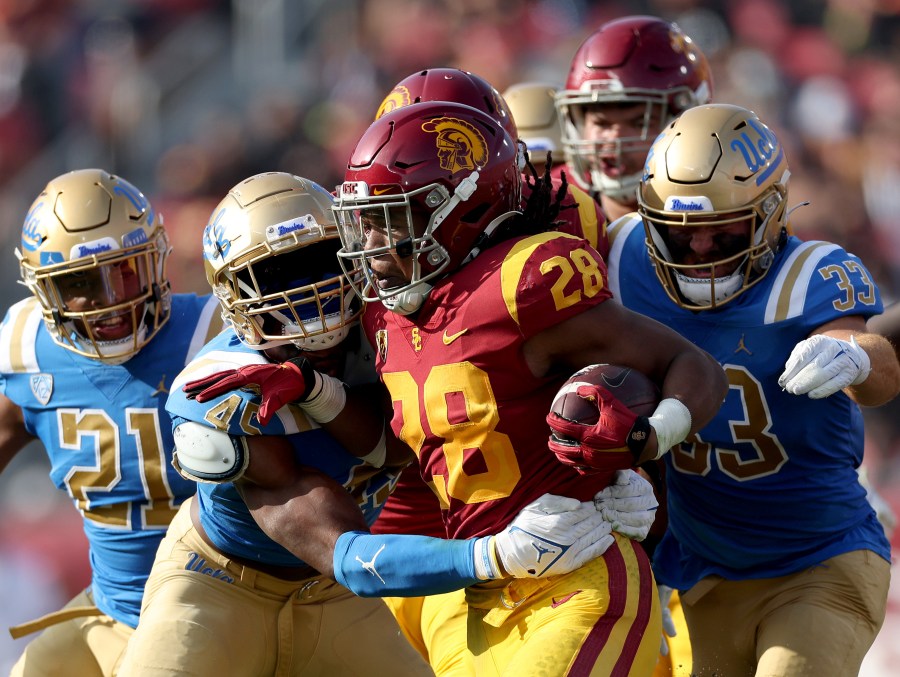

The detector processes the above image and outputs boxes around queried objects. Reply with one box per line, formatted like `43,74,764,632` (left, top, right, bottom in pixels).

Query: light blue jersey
0,294,221,627
166,329,400,569
607,215,891,590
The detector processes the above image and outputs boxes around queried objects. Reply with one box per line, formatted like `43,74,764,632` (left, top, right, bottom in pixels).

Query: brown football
550,364,660,424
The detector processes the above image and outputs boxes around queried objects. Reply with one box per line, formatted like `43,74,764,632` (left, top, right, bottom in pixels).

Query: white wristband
473,537,502,580
299,372,347,423
648,398,692,460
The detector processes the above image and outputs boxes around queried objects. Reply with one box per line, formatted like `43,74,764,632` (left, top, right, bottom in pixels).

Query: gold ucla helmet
502,82,563,161
638,104,790,311
203,172,360,350
17,168,171,362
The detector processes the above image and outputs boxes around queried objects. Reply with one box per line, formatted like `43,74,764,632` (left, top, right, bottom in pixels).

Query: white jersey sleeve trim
185,296,225,364
605,213,642,300
764,241,840,324
0,298,42,373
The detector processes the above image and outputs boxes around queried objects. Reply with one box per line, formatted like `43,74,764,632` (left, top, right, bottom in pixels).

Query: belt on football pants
466,576,557,627
9,605,104,639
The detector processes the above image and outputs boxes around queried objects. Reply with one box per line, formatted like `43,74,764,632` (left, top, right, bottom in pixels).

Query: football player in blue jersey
117,171,645,676
595,103,900,676
0,168,222,676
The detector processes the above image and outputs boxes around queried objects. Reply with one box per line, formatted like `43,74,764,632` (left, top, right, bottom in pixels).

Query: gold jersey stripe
764,241,839,324
568,183,600,249
501,232,576,327
2,297,41,373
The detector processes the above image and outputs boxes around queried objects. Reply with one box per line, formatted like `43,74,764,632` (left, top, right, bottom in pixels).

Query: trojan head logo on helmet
638,104,790,311
556,15,713,201
422,116,489,173
334,101,521,315
203,172,360,351
16,168,171,363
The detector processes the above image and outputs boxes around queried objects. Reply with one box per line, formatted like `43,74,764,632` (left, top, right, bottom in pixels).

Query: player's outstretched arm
234,435,619,597
183,359,413,467
779,316,900,406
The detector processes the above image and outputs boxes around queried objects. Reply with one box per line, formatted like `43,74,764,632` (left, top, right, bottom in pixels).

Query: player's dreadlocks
486,151,574,245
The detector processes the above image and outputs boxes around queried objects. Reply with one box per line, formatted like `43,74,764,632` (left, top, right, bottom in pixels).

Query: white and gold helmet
203,172,359,350
638,104,790,311
502,82,563,162
17,168,171,362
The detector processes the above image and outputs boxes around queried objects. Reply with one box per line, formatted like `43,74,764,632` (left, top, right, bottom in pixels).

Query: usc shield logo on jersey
421,116,488,173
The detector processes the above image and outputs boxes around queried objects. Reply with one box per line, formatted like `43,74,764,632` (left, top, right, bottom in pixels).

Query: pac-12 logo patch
30,374,53,405
422,116,488,174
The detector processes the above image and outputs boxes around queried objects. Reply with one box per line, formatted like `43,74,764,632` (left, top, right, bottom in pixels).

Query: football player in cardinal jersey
118,171,631,676
369,68,616,674
605,103,900,676
330,100,726,675
0,168,223,676
556,15,713,224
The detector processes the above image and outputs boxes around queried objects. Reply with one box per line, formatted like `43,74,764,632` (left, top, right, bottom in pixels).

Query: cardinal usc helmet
203,172,360,350
376,67,517,141
502,82,563,161
17,168,171,363
556,15,713,200
638,104,790,311
334,101,522,315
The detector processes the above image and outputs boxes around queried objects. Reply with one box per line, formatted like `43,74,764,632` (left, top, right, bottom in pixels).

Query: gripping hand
778,334,871,399
547,384,651,472
183,356,315,426
489,494,614,578
592,469,658,541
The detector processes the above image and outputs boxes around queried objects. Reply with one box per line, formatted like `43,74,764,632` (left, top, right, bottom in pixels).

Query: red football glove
547,384,651,474
183,356,315,426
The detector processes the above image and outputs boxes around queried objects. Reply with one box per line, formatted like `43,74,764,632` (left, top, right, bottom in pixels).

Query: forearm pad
333,531,480,597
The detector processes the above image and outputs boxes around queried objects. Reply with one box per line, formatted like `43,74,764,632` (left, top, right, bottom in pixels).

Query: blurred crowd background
1,0,899,673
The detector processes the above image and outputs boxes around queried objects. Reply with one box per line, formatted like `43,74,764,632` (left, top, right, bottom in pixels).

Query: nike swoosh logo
551,590,582,608
372,186,392,195
442,328,468,345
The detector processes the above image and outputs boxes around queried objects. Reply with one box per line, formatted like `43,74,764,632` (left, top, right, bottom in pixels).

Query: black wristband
286,356,315,401
626,415,651,462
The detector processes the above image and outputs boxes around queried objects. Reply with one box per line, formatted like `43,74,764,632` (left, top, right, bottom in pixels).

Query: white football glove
658,584,677,656
487,494,614,578
778,334,871,399
593,469,659,541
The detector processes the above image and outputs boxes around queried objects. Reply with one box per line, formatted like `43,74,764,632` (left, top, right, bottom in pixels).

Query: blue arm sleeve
333,531,481,597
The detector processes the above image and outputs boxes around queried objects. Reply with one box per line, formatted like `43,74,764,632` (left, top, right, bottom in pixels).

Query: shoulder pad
172,421,250,483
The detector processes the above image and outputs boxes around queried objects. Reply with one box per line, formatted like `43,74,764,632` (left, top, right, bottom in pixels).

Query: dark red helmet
556,15,713,198
334,101,521,314
376,68,518,140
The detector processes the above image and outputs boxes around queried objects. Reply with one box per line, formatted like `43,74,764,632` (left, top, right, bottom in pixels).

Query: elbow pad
172,421,250,483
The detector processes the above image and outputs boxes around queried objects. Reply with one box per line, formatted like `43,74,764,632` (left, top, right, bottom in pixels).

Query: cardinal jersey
0,294,222,627
606,215,891,590
166,329,399,568
363,232,614,540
